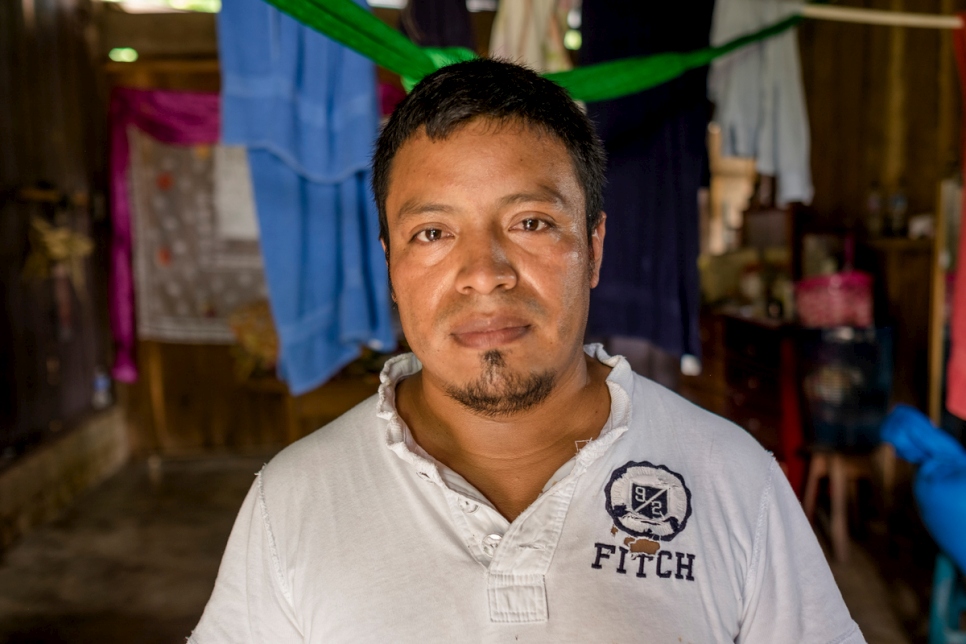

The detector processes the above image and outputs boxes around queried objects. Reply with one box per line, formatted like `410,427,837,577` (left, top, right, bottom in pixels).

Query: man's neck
396,352,612,522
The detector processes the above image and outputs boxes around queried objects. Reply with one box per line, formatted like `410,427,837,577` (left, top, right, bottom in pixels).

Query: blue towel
883,404,966,573
218,0,395,394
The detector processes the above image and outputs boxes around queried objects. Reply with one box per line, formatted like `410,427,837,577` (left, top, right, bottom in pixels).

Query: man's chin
444,368,556,418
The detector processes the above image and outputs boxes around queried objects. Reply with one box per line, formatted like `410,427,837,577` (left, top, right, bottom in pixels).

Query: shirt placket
445,475,580,624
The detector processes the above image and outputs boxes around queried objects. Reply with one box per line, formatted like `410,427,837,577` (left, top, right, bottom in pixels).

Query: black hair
372,58,606,252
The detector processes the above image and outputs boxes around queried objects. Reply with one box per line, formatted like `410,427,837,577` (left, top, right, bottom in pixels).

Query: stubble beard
445,349,555,418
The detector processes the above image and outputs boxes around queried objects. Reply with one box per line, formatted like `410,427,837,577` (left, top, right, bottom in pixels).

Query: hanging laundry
399,0,475,49
489,0,573,73
584,0,714,362
128,128,267,345
108,88,221,382
214,145,260,242
218,0,396,395
709,0,812,206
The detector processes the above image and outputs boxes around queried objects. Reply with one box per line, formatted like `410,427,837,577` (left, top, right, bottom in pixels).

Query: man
191,59,864,643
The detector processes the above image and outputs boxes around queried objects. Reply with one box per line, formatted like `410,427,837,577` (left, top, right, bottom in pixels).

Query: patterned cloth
128,129,267,343
108,88,222,382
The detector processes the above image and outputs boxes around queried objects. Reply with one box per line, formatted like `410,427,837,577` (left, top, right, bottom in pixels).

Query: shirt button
481,533,503,556
459,499,478,514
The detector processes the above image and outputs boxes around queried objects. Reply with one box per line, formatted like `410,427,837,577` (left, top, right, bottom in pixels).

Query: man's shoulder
626,372,775,486
260,393,386,490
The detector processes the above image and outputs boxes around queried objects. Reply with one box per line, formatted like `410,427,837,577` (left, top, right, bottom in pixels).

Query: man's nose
454,233,518,295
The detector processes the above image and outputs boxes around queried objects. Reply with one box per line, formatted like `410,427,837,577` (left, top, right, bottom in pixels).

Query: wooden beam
104,58,219,74
801,5,962,30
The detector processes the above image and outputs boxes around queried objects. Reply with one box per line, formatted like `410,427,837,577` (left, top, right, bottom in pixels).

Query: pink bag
795,271,873,328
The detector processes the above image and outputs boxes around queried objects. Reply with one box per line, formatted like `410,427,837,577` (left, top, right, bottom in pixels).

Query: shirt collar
376,343,634,481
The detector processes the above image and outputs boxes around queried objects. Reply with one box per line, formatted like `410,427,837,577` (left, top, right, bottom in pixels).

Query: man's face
384,118,605,416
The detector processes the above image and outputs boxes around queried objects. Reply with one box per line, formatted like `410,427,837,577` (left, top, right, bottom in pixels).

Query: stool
802,444,895,562
930,552,966,644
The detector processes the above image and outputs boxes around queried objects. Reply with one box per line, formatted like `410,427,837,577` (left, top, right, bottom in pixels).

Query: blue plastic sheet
882,404,966,573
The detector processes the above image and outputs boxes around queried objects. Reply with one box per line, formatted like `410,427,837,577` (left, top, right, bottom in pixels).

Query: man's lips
450,317,531,349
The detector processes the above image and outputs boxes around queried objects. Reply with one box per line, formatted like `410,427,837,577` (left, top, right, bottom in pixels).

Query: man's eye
414,228,445,242
520,218,548,232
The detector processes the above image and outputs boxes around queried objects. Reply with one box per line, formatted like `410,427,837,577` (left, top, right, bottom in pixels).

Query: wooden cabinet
724,314,806,492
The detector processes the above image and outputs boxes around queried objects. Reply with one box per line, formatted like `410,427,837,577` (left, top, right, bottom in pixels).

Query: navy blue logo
631,483,668,520
605,461,692,541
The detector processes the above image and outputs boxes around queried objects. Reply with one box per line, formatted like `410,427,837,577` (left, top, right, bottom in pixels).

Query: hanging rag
947,15,966,420
584,0,714,360
489,0,573,73
218,0,395,395
882,404,966,573
709,0,812,206
108,89,221,382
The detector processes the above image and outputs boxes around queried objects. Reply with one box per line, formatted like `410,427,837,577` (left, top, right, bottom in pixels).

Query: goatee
445,349,555,418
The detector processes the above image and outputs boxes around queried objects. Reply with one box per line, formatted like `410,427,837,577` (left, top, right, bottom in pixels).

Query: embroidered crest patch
605,461,692,541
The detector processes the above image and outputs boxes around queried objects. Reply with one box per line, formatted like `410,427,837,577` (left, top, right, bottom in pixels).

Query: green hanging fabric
263,0,439,78
261,0,802,103
546,14,802,103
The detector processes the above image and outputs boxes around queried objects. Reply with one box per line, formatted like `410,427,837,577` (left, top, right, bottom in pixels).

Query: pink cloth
948,21,966,419
109,89,220,382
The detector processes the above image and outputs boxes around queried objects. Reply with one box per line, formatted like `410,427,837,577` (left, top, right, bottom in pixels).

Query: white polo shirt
190,345,865,643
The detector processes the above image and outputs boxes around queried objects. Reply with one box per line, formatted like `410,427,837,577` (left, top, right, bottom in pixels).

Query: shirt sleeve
737,460,866,644
188,472,302,643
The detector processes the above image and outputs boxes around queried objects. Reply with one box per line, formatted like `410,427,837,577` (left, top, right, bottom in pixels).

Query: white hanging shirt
190,345,864,643
489,0,572,74
709,0,814,206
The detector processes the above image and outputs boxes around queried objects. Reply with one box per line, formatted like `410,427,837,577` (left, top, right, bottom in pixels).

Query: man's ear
589,212,606,288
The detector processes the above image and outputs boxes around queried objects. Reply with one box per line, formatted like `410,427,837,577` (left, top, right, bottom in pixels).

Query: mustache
434,290,546,328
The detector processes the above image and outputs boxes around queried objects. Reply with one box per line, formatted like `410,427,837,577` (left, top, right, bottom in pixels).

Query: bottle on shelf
865,181,884,238
887,181,908,237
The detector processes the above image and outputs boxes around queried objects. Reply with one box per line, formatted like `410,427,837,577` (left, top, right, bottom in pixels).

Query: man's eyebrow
395,185,571,221
498,186,570,210
396,199,459,220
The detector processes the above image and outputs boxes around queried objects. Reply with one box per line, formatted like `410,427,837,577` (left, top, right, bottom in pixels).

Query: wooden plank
883,0,908,195
929,181,948,423
144,341,171,451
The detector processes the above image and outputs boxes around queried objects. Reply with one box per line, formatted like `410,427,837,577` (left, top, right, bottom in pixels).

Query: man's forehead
389,116,573,185
387,122,578,208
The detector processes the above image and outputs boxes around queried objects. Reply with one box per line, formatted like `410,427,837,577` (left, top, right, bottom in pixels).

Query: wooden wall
0,0,109,456
799,0,964,224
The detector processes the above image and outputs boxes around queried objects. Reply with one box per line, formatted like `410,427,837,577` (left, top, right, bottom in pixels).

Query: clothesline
801,5,962,30
261,0,966,105
264,0,804,102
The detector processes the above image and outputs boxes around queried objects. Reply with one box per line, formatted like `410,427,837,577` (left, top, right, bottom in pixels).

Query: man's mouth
450,317,531,350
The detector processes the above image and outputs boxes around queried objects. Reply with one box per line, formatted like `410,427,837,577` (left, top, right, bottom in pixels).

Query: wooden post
144,341,172,451
929,181,950,424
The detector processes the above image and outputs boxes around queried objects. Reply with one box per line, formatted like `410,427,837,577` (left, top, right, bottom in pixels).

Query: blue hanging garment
882,404,966,573
218,0,395,394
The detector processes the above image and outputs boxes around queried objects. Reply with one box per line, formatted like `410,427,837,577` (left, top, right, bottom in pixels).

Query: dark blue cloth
218,0,395,394
399,0,475,49
583,1,714,359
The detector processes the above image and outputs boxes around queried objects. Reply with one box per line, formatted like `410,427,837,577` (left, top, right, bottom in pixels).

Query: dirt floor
0,452,932,643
